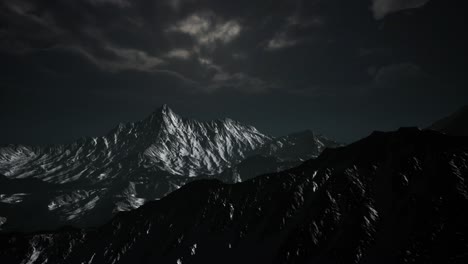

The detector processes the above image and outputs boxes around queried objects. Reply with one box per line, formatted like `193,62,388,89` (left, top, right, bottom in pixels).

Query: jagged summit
142,104,178,125
160,103,170,112
153,104,176,117
142,106,272,177
142,105,257,135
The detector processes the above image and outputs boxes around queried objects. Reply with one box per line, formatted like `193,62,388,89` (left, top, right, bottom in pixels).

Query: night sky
0,0,467,144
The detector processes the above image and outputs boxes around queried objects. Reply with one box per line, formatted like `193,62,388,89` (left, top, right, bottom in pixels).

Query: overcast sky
0,0,467,144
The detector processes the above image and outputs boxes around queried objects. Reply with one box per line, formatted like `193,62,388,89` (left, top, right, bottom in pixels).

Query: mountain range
0,105,339,232
0,105,467,264
0,127,467,263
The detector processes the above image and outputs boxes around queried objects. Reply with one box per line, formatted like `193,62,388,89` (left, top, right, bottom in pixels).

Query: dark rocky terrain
1,128,466,264
429,105,468,136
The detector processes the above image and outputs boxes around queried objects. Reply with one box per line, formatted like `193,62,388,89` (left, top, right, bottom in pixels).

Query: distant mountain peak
149,104,177,119
142,104,180,130
159,104,174,115
142,106,272,176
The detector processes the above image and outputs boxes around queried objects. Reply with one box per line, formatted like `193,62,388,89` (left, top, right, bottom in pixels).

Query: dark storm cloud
0,0,467,144
0,0,284,95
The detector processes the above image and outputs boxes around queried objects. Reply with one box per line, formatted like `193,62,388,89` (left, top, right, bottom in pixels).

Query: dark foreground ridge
1,128,467,264
429,105,468,136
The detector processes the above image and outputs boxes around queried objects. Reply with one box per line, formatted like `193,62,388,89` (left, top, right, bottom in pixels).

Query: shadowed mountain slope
429,105,468,136
1,128,466,263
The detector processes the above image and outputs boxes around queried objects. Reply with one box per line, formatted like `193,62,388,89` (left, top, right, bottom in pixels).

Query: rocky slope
1,128,466,264
428,105,468,136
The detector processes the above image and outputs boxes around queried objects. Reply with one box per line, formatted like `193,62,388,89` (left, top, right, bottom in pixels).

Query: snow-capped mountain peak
143,105,271,176
0,105,271,182
145,104,178,124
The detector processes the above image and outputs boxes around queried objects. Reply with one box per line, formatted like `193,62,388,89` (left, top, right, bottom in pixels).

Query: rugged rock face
428,105,468,136
1,128,466,264
0,105,338,232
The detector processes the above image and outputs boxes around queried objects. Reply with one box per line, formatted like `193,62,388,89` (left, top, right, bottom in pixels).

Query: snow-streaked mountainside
0,105,338,232
0,105,270,181
1,128,467,264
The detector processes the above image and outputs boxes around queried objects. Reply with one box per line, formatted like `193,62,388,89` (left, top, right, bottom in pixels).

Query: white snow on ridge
143,107,271,176
0,216,6,227
25,244,41,264
0,193,29,204
190,244,197,255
